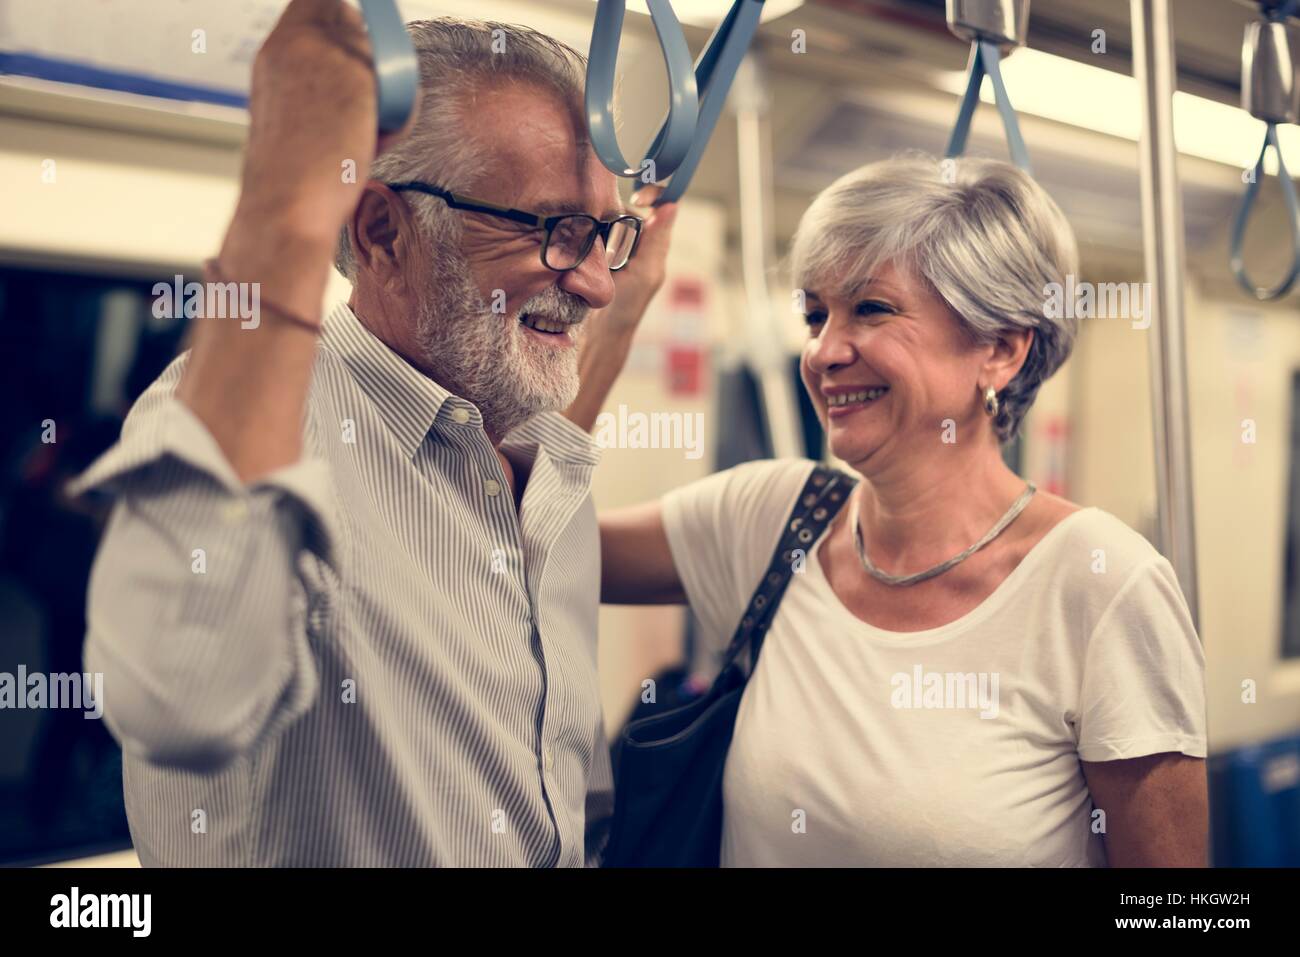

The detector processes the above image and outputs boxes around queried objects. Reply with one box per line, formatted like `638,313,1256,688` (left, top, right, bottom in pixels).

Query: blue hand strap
1228,0,1300,300
1230,122,1300,300
586,0,700,179
648,0,766,205
945,39,1032,174
358,0,418,133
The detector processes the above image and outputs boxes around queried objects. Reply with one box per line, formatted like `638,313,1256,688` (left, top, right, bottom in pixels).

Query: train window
0,263,185,864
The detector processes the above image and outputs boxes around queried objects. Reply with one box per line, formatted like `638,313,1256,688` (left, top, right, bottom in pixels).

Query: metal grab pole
733,56,804,460
1130,0,1201,630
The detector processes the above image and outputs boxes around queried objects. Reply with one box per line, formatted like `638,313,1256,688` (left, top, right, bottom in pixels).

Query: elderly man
71,2,676,866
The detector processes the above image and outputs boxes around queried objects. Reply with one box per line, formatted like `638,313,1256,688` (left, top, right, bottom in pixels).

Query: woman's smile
824,385,890,418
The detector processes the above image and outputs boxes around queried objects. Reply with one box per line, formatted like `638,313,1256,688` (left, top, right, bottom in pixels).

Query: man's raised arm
73,0,415,772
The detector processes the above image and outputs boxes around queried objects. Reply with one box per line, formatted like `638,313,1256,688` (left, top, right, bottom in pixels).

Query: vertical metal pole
733,56,804,460
1130,0,1201,628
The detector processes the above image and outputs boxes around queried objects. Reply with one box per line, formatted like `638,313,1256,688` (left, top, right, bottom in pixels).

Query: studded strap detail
719,464,858,674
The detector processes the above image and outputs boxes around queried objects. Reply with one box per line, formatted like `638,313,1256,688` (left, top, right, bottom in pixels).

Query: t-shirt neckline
803,503,1101,645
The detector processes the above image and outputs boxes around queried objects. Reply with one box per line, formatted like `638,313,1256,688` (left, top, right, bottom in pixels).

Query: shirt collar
320,302,602,467
502,411,602,468
320,301,451,460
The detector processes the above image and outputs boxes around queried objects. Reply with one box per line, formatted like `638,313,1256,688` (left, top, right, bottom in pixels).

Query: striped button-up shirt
71,301,612,867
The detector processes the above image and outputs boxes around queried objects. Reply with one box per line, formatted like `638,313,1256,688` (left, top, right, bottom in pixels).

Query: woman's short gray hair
789,152,1080,442
334,18,589,280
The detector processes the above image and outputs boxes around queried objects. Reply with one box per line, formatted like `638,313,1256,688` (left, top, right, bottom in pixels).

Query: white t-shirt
661,458,1207,867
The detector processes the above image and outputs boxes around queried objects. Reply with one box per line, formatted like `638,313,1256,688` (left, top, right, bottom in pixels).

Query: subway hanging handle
645,0,766,205
1230,3,1300,301
943,0,1032,174
357,0,418,133
586,0,700,181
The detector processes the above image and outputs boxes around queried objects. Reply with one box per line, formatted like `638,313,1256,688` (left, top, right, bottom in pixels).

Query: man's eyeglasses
386,182,644,272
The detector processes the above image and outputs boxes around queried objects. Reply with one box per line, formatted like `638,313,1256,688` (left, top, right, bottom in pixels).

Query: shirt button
543,747,554,771
483,478,502,497
450,408,470,424
221,500,250,524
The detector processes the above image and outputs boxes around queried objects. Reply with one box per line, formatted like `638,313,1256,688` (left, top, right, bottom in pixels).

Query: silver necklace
850,482,1037,587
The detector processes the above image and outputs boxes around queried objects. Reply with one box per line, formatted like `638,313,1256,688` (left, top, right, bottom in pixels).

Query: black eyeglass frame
386,181,644,272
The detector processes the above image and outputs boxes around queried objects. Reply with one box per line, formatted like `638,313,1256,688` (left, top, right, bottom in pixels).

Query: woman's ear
985,327,1034,391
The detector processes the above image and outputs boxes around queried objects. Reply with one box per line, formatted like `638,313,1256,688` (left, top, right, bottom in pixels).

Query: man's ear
351,183,412,286
985,327,1034,391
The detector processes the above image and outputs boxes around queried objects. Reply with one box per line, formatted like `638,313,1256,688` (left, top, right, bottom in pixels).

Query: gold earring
983,386,999,418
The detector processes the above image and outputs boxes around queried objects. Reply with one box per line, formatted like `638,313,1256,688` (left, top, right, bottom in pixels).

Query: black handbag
602,464,856,867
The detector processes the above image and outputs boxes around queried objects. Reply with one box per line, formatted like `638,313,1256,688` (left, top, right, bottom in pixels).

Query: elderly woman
598,154,1207,867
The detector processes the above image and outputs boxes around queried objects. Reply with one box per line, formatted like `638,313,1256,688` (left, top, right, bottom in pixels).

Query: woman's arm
1080,752,1209,866
599,501,686,605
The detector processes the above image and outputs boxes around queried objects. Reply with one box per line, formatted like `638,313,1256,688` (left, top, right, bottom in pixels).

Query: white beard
413,248,586,439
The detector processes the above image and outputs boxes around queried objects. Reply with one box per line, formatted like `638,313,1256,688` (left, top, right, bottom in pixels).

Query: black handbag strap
718,463,858,675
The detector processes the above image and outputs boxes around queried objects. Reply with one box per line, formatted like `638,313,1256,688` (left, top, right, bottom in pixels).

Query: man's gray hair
334,18,589,280
789,152,1080,442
